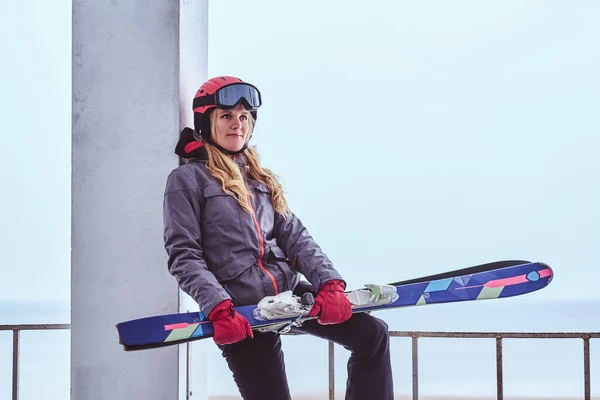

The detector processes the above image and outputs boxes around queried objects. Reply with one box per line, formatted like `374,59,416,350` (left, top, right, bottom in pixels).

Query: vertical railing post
329,341,335,400
584,335,591,400
412,335,419,400
12,329,19,400
496,337,503,400
186,342,191,400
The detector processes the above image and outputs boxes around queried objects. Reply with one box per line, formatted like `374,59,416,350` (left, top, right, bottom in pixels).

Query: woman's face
211,105,252,152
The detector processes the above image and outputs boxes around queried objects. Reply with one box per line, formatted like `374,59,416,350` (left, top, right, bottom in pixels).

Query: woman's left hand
308,280,352,325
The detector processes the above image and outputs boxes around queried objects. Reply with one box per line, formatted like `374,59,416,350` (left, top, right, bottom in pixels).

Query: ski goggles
193,82,262,112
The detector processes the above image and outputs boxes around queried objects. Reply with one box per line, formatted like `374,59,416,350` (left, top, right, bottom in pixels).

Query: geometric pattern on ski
115,260,553,351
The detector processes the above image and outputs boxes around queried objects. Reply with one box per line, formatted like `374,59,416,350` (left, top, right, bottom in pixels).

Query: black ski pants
217,304,394,400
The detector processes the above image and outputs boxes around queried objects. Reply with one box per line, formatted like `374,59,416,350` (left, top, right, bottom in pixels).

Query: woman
163,76,394,400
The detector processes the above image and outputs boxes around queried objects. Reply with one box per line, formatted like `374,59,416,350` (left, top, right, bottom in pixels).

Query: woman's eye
221,114,231,119
240,115,248,121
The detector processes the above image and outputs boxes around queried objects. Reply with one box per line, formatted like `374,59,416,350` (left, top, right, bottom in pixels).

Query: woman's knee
351,313,390,350
368,315,390,341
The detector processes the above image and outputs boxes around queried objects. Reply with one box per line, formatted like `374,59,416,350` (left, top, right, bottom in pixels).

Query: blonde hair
196,111,291,218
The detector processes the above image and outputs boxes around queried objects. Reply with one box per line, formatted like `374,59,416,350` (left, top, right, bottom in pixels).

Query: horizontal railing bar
4,326,595,336
389,331,600,339
0,324,70,331
4,327,593,337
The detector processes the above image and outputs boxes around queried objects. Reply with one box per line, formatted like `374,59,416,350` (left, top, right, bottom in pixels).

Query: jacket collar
175,128,206,159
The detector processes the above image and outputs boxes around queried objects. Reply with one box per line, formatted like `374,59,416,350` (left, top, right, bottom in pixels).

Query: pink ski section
538,268,552,278
485,275,528,288
483,267,552,288
459,267,552,290
164,318,214,331
164,322,193,331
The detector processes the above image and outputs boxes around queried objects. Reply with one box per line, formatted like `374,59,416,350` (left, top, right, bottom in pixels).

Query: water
1,299,599,399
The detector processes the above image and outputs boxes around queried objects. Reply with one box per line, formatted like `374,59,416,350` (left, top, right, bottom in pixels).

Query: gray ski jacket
163,146,343,316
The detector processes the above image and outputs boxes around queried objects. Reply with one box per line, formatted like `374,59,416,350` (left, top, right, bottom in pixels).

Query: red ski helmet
192,76,260,141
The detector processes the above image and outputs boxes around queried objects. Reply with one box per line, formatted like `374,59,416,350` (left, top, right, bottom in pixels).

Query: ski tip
114,323,126,345
537,261,554,283
537,261,551,269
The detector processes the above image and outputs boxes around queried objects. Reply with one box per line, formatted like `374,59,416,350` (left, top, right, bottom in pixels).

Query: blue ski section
116,260,553,351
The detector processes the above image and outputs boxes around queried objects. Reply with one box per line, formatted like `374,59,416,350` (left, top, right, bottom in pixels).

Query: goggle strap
193,95,216,109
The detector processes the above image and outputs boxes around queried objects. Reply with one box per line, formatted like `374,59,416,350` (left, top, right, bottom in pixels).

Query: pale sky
0,1,71,304
1,0,599,312
207,1,600,304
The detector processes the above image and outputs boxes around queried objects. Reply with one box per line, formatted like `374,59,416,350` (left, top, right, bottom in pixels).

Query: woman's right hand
308,280,352,325
208,300,254,345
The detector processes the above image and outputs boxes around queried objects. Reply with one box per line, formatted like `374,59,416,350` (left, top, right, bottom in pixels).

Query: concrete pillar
71,1,208,398
179,2,209,399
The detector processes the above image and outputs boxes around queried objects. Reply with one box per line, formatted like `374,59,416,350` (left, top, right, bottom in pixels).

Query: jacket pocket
247,181,275,233
203,185,244,213
212,255,264,306
266,245,300,293
267,244,289,262
201,185,245,266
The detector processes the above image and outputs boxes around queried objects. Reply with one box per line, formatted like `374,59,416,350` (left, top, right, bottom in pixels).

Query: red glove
308,280,352,325
208,300,254,345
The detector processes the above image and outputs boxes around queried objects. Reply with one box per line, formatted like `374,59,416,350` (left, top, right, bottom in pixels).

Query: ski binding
252,290,313,322
346,284,399,306
252,283,399,324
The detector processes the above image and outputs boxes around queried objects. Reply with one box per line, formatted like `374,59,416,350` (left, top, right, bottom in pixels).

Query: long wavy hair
195,112,291,218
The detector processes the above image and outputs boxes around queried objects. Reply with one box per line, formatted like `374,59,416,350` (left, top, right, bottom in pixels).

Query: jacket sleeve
163,169,231,315
273,211,345,291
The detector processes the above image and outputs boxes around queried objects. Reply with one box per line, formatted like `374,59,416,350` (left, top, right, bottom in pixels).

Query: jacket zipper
246,193,279,295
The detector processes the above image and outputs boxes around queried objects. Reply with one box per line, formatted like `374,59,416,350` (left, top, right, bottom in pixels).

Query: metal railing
2,326,597,400
0,324,71,400
327,331,600,400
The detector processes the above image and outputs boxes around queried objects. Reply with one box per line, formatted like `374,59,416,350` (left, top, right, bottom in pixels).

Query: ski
116,260,552,351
